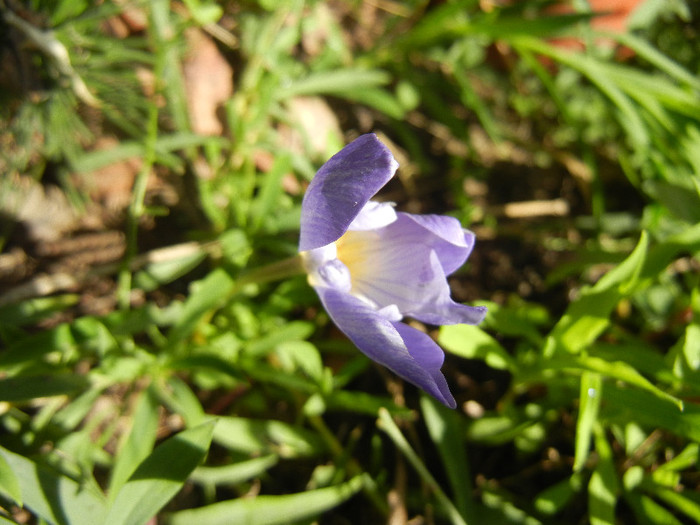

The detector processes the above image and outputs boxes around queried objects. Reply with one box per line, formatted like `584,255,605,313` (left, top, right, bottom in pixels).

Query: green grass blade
190,455,279,486
421,396,475,522
378,408,469,525
609,31,700,90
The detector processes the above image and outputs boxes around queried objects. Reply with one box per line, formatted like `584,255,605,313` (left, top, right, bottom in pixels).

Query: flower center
335,229,382,293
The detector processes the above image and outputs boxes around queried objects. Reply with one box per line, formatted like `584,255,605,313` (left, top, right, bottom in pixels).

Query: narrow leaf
0,452,22,506
421,396,475,522
589,426,618,525
573,372,602,472
105,421,215,525
0,446,106,525
0,374,90,402
108,386,160,501
169,475,366,525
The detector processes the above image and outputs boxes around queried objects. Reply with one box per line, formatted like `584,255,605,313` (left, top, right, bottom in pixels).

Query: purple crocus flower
299,134,486,408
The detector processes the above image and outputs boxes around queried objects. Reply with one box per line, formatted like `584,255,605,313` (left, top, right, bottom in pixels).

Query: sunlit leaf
105,421,215,525
0,446,106,525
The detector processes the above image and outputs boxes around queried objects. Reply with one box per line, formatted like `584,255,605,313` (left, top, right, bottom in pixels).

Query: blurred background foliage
0,0,699,523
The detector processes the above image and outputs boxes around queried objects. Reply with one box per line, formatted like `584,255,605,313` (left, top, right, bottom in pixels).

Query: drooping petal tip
317,287,457,408
299,134,399,252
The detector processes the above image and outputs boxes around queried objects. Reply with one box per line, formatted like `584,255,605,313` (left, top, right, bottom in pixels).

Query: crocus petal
348,201,397,231
299,134,399,252
337,214,487,326
316,287,456,408
398,213,476,275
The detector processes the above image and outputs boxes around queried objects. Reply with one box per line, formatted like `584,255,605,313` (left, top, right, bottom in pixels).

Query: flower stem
234,254,306,290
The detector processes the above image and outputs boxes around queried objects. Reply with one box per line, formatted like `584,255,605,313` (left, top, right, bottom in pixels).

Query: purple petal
316,287,456,407
399,213,476,275
338,215,486,326
299,134,398,252
348,201,397,231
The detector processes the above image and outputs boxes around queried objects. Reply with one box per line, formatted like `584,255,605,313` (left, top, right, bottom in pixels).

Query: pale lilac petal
391,322,455,408
398,213,476,275
348,201,397,231
337,216,486,326
299,134,399,252
316,287,456,407
407,252,487,325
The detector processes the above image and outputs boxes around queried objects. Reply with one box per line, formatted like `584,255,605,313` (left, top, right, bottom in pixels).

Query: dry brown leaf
183,28,234,136
1,176,78,242
279,96,342,159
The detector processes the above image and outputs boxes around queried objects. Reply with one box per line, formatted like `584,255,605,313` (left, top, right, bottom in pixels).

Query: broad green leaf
0,374,90,402
439,324,516,371
108,386,160,501
169,475,366,525
0,446,106,525
573,372,602,472
105,420,215,525
0,452,22,506
213,416,325,458
275,340,323,381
